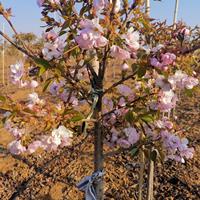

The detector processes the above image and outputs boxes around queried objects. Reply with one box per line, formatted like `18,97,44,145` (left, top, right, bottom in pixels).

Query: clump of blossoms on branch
75,19,108,49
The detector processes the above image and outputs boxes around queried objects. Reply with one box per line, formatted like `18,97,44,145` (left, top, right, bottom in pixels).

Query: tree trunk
173,0,179,24
138,150,145,200
91,54,104,200
147,159,154,200
94,90,104,200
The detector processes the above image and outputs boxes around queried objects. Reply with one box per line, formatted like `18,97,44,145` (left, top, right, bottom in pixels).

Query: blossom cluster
160,130,194,163
154,70,199,112
93,0,121,13
150,53,176,71
49,81,78,106
42,32,65,61
27,92,45,109
6,125,73,155
75,19,108,49
10,61,39,89
102,85,140,148
37,0,60,7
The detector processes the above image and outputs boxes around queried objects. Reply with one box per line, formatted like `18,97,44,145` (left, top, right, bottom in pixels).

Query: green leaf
34,58,51,76
125,111,135,123
130,147,139,157
141,114,154,123
80,5,88,16
0,96,6,102
150,149,158,162
43,79,52,92
2,117,7,124
137,66,147,78
70,113,85,122
59,30,67,36
184,88,193,97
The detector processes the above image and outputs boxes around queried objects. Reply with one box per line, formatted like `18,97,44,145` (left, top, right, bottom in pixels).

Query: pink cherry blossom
37,0,44,7
75,19,108,49
175,27,190,40
8,140,26,155
102,97,113,113
122,29,140,52
161,53,176,66
117,84,133,96
28,92,44,106
110,45,131,61
43,30,58,41
151,44,164,53
118,97,126,107
37,0,60,7
42,135,61,151
49,81,65,96
10,62,24,85
110,127,119,143
158,90,178,112
93,0,108,11
30,80,39,88
121,63,129,71
42,37,65,61
160,130,194,163
56,125,73,147
155,117,173,130
4,121,24,139
155,75,171,91
150,58,162,68
117,138,130,148
179,27,190,37
168,70,199,90
28,140,43,153
41,125,73,151
116,127,139,149
75,29,108,49
150,53,176,71
182,76,199,89
124,127,139,145
168,70,188,89
111,0,121,13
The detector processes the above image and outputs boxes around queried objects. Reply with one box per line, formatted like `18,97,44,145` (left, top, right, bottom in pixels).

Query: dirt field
0,84,199,200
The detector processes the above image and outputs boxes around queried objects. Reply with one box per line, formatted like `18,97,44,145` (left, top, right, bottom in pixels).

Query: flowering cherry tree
0,0,200,199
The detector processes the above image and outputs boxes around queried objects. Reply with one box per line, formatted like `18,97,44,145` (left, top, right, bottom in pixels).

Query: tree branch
103,72,137,95
0,30,35,59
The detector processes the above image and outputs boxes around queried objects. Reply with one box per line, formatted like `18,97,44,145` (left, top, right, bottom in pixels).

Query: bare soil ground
0,85,199,200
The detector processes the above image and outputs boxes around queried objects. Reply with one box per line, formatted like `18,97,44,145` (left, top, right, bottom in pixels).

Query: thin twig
0,30,35,59
103,72,137,95
3,15,34,56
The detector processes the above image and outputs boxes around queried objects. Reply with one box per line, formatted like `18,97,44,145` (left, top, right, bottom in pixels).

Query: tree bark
147,159,154,200
138,149,145,200
91,54,104,200
94,89,104,200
